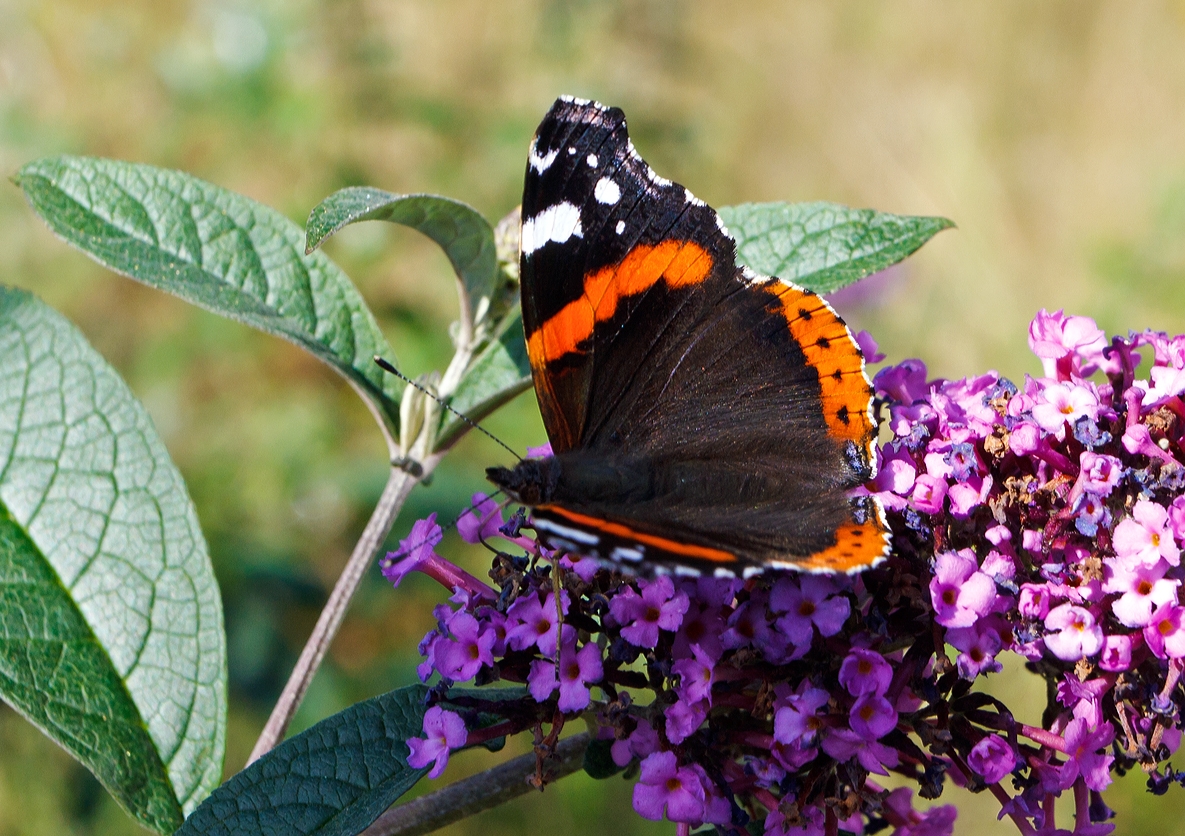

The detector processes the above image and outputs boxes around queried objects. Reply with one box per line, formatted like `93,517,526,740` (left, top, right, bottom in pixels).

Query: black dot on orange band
832,369,844,381
816,336,831,349
836,405,850,424
799,307,813,320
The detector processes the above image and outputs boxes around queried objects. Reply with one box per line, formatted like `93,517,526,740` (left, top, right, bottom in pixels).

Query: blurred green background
3,1,1185,834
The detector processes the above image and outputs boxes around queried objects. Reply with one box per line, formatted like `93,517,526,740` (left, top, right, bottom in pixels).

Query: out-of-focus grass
4,2,1185,834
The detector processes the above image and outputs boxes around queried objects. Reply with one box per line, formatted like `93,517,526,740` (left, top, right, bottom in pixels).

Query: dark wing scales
516,96,888,572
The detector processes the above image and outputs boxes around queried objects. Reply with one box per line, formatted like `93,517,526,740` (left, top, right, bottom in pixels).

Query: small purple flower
1076,452,1124,496
773,682,831,746
528,638,603,712
672,644,715,704
1018,583,1052,619
721,598,775,652
406,706,467,779
930,549,998,628
838,648,893,697
947,474,992,518
1113,500,1180,567
875,358,930,404
910,473,948,514
849,693,898,740
611,719,660,767
609,576,689,648
632,751,705,823
1098,633,1137,672
946,622,1004,679
967,735,1017,784
1032,382,1100,435
664,696,710,745
873,443,919,495
1059,718,1116,792
1043,604,1104,661
435,611,496,682
1028,309,1106,380
381,514,443,587
943,442,980,481
456,494,504,544
820,728,899,775
771,575,851,650
1103,558,1179,628
1144,603,1185,659
506,590,569,655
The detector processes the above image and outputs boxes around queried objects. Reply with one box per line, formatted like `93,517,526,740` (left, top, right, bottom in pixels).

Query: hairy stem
361,733,592,836
247,457,438,763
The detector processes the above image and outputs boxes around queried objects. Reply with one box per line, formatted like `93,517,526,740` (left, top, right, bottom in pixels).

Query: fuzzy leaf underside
0,286,226,832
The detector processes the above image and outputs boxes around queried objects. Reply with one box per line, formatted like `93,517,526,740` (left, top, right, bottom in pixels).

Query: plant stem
361,733,592,836
247,459,436,764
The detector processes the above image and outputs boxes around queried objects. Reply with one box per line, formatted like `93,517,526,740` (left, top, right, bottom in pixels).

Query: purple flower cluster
388,310,1185,836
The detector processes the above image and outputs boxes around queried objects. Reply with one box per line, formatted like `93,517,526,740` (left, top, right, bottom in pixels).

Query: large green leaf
0,287,225,832
718,201,954,295
176,685,431,836
15,156,402,432
305,187,498,335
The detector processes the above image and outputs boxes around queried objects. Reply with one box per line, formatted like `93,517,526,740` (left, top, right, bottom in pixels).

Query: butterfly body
486,96,889,576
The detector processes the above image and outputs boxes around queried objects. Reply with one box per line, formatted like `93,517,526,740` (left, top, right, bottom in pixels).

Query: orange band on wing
527,241,713,370
796,516,889,573
536,505,739,564
771,285,875,445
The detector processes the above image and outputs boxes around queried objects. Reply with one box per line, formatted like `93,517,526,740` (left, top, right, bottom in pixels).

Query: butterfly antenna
373,356,522,462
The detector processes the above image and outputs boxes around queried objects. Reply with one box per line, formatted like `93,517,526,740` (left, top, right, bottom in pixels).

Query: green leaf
176,685,432,836
434,310,532,452
0,287,225,832
718,202,954,295
15,156,402,433
305,187,498,335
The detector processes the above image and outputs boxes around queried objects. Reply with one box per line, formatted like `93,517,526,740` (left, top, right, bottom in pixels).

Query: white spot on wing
533,516,599,545
673,565,700,577
586,153,598,167
610,546,644,563
594,177,621,205
715,213,731,237
615,220,626,234
713,567,737,578
684,187,705,206
521,202,584,254
568,146,577,155
529,144,558,173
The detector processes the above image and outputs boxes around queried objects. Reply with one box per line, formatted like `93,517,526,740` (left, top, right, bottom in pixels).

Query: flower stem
361,732,592,836
247,460,436,763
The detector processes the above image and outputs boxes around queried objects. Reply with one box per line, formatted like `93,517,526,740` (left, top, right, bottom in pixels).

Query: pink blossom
911,474,948,514
1031,382,1100,435
930,549,997,628
1112,500,1180,567
406,706,467,778
1043,604,1104,661
1144,603,1185,659
1028,309,1106,380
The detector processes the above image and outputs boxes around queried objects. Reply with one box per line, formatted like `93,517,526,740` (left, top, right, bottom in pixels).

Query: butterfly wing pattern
487,96,890,577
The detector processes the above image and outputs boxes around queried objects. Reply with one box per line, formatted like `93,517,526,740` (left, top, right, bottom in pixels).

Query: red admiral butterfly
487,97,890,577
